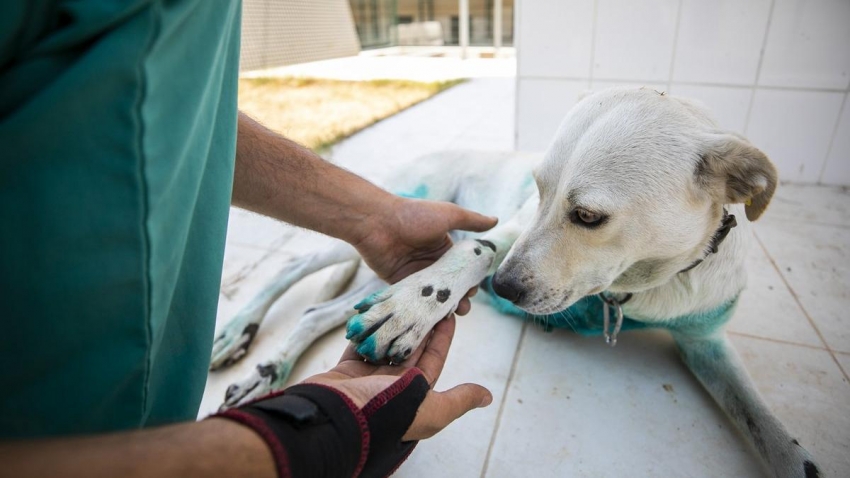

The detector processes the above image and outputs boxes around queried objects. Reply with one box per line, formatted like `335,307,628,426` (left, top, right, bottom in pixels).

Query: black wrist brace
213,369,429,478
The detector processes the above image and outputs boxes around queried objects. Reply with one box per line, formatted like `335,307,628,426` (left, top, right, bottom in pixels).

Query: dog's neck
620,203,751,322
678,208,738,273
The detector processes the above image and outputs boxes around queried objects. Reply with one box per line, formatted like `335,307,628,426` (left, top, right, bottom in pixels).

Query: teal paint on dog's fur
397,184,429,199
353,291,382,312
479,276,737,336
663,298,739,337
356,335,378,361
345,315,365,340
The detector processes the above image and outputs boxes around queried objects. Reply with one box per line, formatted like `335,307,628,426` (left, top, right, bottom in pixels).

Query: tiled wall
514,0,850,185
241,0,361,72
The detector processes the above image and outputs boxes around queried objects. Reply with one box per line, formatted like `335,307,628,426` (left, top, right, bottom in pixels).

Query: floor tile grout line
480,321,529,478
727,331,828,352
743,0,776,136
665,0,684,94
818,90,848,183
833,357,850,385
754,232,850,384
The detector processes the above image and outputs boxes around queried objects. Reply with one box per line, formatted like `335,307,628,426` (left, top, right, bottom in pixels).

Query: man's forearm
232,112,396,245
0,419,275,478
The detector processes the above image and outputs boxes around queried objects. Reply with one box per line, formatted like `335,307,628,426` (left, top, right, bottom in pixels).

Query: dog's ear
695,133,778,221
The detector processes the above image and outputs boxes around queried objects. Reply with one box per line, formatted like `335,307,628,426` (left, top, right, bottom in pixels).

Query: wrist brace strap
216,384,368,478
213,369,430,478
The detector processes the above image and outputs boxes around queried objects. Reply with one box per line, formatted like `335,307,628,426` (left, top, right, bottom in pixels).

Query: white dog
210,87,819,478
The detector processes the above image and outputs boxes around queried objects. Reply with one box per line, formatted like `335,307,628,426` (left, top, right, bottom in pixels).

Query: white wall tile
747,89,844,182
593,0,679,82
821,95,850,185
517,0,594,78
759,0,850,89
672,0,772,85
516,78,589,151
591,79,668,92
669,84,753,133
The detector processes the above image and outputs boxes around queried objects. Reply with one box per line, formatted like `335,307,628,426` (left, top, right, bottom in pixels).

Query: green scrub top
0,0,241,438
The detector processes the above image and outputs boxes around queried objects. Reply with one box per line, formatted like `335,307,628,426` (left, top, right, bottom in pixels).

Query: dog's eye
570,208,607,228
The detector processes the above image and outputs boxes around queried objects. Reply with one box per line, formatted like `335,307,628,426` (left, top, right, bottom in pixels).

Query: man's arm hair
0,419,276,478
232,112,396,246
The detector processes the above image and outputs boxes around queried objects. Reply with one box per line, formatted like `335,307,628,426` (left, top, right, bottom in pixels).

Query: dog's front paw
219,361,292,410
345,240,495,362
345,284,451,362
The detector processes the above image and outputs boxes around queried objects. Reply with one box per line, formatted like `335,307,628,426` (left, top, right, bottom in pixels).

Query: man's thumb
402,384,492,441
445,204,498,233
435,383,493,422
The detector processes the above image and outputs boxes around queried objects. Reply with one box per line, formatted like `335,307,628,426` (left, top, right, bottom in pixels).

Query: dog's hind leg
673,332,820,478
220,275,386,409
210,241,360,370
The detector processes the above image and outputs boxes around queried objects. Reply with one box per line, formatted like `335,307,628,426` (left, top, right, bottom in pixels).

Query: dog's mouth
518,293,575,315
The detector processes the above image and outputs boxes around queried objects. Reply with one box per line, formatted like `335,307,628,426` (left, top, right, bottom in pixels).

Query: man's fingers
443,203,498,233
402,383,493,441
414,315,456,385
455,285,479,316
456,298,471,316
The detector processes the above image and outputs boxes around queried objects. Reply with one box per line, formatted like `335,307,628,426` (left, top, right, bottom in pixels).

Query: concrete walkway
241,47,517,82
201,78,850,477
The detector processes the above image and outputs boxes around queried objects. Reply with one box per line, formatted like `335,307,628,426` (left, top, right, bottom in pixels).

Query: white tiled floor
201,79,850,477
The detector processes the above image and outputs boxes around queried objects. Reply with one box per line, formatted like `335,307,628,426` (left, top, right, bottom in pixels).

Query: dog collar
679,208,737,273
596,209,736,346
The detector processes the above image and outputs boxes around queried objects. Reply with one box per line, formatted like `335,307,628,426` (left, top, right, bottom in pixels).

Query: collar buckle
598,292,631,346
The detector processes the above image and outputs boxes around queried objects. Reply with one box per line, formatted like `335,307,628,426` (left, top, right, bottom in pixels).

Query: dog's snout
492,273,526,304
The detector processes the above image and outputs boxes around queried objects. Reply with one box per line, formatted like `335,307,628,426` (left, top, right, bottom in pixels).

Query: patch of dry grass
238,77,465,151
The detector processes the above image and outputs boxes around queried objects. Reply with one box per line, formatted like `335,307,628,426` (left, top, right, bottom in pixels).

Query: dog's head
493,87,777,314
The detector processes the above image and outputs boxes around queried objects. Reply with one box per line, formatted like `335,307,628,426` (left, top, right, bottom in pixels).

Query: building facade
350,0,514,49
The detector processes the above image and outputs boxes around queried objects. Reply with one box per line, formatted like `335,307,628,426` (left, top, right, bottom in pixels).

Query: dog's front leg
673,332,820,477
345,196,538,362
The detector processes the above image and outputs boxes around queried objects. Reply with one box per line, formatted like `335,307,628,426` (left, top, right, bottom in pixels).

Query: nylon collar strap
679,208,737,274
594,208,737,346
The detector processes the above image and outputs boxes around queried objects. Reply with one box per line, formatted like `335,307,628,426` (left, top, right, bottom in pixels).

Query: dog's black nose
492,273,526,304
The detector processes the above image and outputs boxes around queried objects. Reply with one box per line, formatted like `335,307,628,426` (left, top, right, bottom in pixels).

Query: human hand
352,196,497,315
303,314,492,440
